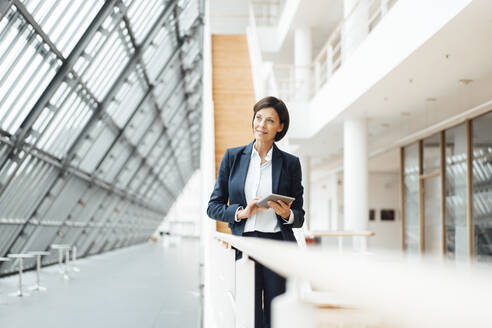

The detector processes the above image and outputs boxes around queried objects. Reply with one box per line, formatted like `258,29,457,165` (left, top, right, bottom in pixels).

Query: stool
28,251,50,292
71,246,80,273
8,253,34,297
50,244,70,280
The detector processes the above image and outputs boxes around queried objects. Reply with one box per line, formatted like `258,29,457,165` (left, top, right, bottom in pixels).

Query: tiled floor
0,237,201,328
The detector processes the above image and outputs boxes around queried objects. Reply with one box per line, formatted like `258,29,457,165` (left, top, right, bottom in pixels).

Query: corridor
0,238,201,328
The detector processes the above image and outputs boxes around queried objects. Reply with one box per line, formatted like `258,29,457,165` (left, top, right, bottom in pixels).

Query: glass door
423,175,442,255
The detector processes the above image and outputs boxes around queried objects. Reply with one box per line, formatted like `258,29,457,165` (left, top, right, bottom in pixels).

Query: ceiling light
459,79,473,85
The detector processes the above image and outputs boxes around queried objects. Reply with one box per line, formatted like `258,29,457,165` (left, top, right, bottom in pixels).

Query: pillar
343,119,368,251
294,27,312,100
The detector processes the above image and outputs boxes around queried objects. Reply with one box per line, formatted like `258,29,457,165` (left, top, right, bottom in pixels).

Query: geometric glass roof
0,0,203,275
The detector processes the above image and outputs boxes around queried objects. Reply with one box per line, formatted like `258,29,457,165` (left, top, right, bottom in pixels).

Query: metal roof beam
11,0,118,148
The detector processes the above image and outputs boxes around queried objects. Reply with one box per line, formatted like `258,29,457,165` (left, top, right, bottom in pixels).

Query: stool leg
10,258,29,297
30,255,47,292
63,249,70,280
58,249,63,273
72,246,80,272
36,255,40,289
18,258,23,296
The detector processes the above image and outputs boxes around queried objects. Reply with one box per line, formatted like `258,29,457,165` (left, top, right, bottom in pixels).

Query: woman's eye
268,120,273,123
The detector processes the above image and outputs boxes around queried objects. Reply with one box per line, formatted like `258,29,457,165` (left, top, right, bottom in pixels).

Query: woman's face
253,107,284,143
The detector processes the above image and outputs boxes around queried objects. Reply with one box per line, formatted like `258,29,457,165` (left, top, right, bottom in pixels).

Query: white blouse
236,144,293,233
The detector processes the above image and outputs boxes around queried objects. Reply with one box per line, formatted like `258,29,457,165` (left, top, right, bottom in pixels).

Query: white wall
366,172,401,250
309,171,340,231
158,171,202,236
309,168,401,250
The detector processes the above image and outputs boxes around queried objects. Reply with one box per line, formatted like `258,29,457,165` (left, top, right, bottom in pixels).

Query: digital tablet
257,193,295,208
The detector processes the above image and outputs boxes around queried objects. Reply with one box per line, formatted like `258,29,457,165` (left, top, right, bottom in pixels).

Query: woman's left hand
267,200,291,219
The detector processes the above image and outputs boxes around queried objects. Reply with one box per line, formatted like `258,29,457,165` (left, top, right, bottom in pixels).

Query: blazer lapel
238,141,254,204
272,143,283,194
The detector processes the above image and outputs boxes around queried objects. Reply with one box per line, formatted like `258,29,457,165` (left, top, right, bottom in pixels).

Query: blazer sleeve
207,149,241,224
285,157,305,228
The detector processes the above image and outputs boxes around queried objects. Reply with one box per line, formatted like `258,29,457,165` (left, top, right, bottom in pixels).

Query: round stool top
51,244,70,249
8,253,34,259
0,257,10,261
29,251,50,256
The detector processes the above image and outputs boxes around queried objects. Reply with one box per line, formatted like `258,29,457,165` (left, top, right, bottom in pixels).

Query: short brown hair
252,96,290,141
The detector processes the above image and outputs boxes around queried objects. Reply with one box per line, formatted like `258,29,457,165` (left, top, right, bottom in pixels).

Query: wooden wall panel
212,34,256,233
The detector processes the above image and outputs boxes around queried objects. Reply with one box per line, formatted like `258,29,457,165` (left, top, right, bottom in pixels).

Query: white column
300,156,311,230
201,1,218,326
343,119,368,251
342,0,369,62
294,27,312,100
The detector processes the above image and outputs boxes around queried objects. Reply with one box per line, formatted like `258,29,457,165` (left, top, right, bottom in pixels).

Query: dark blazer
207,141,304,242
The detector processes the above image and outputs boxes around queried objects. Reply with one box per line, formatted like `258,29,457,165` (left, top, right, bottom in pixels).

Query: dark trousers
242,231,286,328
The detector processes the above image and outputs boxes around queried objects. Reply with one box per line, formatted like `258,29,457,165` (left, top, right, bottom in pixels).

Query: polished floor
0,237,201,328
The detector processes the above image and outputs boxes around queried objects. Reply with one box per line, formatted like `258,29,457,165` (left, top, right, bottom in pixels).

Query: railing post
326,44,334,81
314,61,320,92
215,241,236,327
272,278,316,328
235,254,255,328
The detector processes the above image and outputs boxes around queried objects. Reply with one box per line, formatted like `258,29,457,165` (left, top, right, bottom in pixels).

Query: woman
207,96,305,328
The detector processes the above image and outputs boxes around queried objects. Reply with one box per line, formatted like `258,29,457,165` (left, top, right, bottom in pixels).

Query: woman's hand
268,200,291,219
237,197,267,220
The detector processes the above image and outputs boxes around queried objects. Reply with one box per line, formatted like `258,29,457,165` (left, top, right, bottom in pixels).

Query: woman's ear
278,122,284,133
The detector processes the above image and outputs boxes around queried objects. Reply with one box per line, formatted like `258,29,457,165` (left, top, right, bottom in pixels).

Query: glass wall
404,143,420,253
444,124,468,260
472,112,492,262
401,110,492,262
423,133,441,174
422,133,441,255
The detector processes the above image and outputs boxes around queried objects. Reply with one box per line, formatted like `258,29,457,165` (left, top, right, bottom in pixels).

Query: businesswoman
207,96,305,328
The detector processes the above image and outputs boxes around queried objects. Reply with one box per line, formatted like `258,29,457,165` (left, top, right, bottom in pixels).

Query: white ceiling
293,0,492,171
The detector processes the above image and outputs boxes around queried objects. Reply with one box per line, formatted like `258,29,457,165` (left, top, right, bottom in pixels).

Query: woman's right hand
237,197,267,220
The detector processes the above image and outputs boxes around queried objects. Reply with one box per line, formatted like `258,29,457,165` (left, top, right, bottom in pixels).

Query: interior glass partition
403,143,420,253
472,112,492,262
444,124,468,260
422,133,442,255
